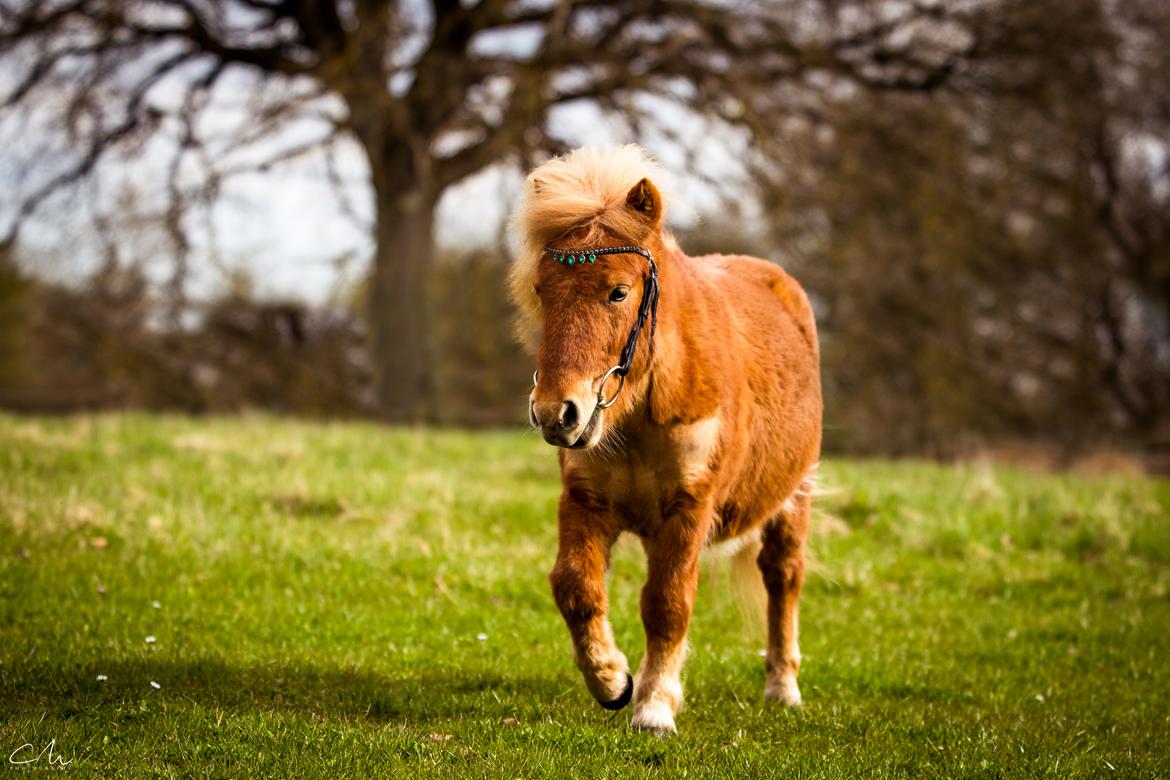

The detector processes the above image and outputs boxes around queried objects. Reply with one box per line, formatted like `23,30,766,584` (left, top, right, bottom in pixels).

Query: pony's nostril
559,400,579,431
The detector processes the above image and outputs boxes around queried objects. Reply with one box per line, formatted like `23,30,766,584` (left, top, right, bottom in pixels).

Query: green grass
1,414,1168,778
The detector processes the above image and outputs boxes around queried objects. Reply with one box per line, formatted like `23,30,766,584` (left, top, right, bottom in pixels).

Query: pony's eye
609,286,629,303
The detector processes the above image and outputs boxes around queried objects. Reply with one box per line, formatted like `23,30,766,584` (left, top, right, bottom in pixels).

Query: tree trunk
370,186,439,423
346,93,442,423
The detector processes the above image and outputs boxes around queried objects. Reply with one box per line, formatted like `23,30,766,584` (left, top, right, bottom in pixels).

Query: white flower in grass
151,601,161,609
476,633,488,641
145,636,156,644
150,681,161,689
96,675,108,682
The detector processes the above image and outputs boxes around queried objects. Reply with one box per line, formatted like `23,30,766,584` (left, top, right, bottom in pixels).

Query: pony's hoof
599,673,634,710
631,701,677,735
764,676,802,707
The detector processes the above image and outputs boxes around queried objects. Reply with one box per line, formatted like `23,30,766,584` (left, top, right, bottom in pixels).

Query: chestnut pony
509,145,822,734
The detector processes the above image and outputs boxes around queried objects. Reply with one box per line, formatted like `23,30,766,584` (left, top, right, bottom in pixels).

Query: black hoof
599,674,634,711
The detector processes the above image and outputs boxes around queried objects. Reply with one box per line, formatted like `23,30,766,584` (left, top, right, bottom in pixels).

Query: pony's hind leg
549,492,633,710
757,488,810,706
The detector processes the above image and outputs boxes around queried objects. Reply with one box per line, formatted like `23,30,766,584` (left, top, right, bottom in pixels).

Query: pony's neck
635,232,721,427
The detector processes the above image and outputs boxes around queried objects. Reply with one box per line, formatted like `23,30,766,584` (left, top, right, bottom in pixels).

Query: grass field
1,414,1168,778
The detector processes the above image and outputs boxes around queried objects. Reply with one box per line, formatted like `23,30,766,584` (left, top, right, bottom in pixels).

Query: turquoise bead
568,256,574,265
589,255,596,263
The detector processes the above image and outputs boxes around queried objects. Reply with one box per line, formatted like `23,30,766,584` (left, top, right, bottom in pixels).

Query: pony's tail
729,533,767,635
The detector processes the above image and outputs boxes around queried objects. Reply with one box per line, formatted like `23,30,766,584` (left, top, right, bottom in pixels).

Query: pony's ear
626,178,662,225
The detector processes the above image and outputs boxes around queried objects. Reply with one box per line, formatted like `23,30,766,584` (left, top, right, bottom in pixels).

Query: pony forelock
508,145,669,348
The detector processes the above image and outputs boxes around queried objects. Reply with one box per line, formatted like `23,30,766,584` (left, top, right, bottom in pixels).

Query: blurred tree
0,245,376,415
0,247,34,396
431,246,530,426
764,0,1170,455
0,0,979,422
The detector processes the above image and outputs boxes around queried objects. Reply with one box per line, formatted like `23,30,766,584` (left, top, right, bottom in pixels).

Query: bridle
531,244,660,409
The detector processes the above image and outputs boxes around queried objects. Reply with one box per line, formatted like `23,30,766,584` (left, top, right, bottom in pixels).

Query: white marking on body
670,416,720,486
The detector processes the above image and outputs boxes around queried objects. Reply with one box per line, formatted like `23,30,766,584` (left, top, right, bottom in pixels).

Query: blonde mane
508,145,669,345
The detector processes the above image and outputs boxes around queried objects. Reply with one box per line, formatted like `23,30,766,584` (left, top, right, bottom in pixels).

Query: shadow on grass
0,657,561,726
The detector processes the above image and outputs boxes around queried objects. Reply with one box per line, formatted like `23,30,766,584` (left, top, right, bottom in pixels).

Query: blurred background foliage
0,0,1167,469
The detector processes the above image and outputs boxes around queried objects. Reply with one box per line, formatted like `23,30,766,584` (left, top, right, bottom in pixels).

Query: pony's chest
570,417,721,528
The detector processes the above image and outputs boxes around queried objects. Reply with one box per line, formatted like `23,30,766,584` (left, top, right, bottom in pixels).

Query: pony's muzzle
531,388,598,448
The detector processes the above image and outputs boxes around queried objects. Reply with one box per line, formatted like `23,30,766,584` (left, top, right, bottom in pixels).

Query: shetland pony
509,145,822,735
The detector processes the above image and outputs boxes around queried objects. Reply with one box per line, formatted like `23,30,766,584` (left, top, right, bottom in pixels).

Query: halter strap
541,244,660,408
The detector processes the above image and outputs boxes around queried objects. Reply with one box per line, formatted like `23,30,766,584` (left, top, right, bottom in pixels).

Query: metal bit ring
596,365,625,409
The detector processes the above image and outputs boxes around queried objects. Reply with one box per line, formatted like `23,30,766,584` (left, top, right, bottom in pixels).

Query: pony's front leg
631,515,708,735
549,491,632,710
